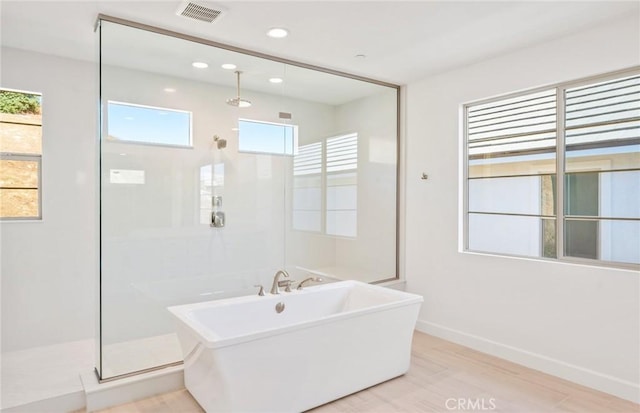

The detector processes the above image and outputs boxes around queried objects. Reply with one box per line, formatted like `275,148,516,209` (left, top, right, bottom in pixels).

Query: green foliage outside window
0,91,41,115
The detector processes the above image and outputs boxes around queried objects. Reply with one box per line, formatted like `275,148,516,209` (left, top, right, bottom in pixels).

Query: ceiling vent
176,1,225,23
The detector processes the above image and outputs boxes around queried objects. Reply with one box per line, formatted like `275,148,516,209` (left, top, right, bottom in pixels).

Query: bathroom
1,1,639,412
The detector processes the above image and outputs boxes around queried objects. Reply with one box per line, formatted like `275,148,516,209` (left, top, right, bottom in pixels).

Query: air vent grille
177,2,223,23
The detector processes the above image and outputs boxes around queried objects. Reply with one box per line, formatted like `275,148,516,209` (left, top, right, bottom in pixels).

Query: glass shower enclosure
97,16,399,380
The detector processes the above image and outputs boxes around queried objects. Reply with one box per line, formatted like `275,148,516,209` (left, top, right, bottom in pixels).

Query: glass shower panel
99,21,288,379
283,64,399,284
99,17,399,380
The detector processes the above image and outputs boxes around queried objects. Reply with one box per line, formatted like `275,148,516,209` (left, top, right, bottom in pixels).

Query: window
238,119,296,155
293,142,322,232
464,69,640,267
107,101,192,147
326,134,358,237
292,133,358,237
0,88,42,220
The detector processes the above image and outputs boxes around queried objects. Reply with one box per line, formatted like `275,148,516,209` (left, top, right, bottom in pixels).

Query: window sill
461,249,640,272
0,218,43,223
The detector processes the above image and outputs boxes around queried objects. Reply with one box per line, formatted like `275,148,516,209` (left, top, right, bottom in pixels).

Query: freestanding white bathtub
168,280,423,412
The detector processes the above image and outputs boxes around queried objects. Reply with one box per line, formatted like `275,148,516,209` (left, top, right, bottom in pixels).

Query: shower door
99,20,292,379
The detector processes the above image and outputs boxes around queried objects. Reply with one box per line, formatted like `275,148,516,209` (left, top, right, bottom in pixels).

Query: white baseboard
81,365,185,411
415,320,640,404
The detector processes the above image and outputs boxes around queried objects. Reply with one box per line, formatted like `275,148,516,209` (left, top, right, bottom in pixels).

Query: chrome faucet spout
270,270,290,294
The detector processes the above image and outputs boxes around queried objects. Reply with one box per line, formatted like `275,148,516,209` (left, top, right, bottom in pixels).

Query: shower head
227,71,251,108
213,135,227,149
225,97,251,108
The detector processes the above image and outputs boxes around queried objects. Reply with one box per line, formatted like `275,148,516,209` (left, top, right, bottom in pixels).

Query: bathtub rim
168,280,423,350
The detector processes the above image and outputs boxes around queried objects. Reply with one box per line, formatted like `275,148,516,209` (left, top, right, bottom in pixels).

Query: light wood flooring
95,332,639,413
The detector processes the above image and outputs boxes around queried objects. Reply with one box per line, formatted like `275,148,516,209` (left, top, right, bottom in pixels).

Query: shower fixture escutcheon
211,211,225,228
213,135,227,149
211,196,225,228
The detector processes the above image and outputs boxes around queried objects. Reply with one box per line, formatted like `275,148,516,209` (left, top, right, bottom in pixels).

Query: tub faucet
270,270,290,294
278,279,296,292
297,277,323,290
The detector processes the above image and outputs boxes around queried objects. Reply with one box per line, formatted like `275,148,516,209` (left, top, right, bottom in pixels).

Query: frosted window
292,142,322,232
326,134,358,237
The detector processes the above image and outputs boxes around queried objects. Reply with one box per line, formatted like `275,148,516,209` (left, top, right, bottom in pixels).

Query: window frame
0,153,42,221
0,87,43,221
462,67,640,270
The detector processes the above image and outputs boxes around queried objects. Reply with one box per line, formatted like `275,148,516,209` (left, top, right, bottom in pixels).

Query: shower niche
97,16,399,380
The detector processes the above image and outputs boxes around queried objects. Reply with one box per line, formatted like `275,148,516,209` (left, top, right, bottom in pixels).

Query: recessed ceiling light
267,27,289,38
221,63,237,70
164,87,176,93
269,77,283,84
192,61,209,69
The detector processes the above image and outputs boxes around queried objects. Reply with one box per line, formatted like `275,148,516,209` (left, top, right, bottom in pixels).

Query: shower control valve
211,211,225,228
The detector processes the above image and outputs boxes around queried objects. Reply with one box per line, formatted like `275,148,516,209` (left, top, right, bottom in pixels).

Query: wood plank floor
95,332,639,413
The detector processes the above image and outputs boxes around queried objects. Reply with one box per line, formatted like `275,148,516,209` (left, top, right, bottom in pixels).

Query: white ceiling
100,20,390,105
1,0,638,86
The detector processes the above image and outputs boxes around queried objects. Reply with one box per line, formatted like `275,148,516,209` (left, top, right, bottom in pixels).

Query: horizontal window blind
326,133,357,172
468,90,557,159
565,75,640,150
293,142,322,176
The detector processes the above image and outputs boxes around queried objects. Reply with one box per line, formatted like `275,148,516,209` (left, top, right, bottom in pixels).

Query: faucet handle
278,279,296,292
254,284,265,296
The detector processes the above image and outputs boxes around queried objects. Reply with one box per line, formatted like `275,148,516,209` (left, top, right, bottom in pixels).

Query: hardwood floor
95,332,639,413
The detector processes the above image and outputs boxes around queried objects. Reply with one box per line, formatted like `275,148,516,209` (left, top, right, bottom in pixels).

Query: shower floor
1,334,181,410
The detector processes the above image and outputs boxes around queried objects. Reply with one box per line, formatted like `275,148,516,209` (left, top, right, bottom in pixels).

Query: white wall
405,15,640,402
0,47,97,352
